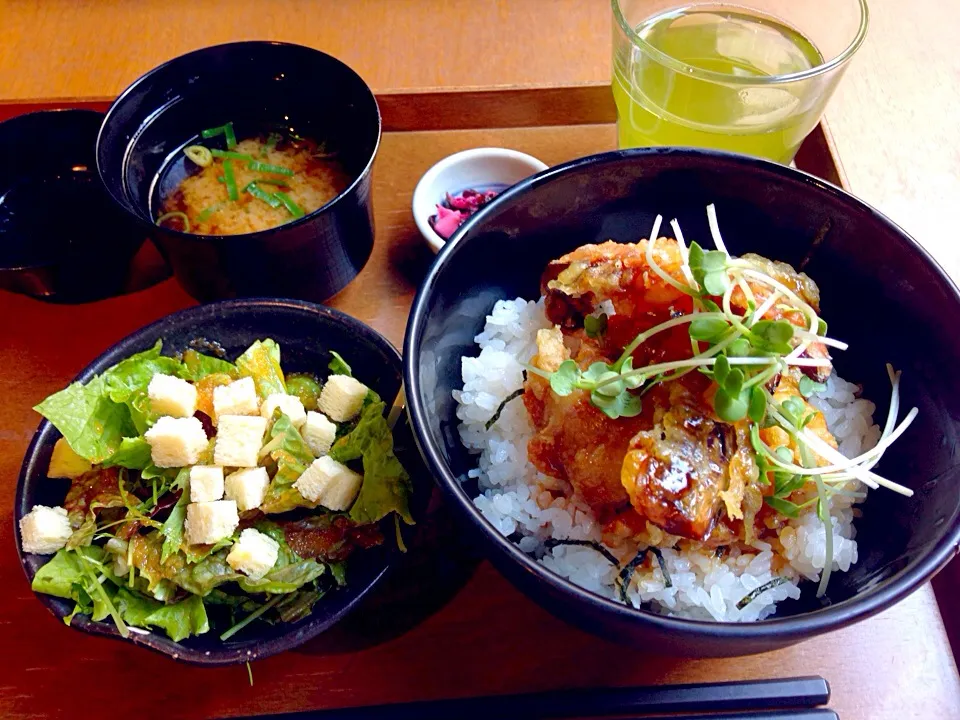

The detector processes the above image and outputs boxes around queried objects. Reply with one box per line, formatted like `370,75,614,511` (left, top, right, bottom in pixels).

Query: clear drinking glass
612,0,868,163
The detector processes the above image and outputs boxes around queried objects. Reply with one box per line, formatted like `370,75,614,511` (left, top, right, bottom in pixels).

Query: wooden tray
1,87,957,720
0,82,848,188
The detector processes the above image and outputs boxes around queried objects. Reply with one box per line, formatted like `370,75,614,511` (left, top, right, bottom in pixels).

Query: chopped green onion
210,149,255,162
224,122,237,150
197,202,228,222
184,145,212,167
262,132,282,157
250,177,290,189
245,182,282,208
248,160,294,176
274,191,305,218
201,122,237,149
223,160,239,201
155,211,190,233
201,124,226,139
216,176,225,183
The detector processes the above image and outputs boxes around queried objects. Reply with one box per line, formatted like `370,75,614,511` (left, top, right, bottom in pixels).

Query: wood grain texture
1,124,958,719
0,0,609,102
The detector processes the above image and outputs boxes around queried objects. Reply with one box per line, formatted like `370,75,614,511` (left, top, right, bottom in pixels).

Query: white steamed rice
453,298,881,622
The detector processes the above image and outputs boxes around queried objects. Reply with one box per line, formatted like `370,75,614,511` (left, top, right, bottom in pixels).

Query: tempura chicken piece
524,328,649,511
620,378,733,540
527,239,838,543
542,239,690,327
738,253,821,312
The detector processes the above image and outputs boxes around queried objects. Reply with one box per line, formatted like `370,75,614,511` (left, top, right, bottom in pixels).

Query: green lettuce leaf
141,464,173,481
132,520,324,598
328,351,352,377
35,547,211,642
236,521,325,594
140,594,209,642
275,588,326,623
170,552,237,596
103,437,152,470
236,559,325,594
102,340,184,433
178,349,239,381
330,394,413,525
31,547,123,628
259,414,315,514
112,586,160,625
34,376,135,464
31,548,90,598
236,339,285,399
160,469,191,563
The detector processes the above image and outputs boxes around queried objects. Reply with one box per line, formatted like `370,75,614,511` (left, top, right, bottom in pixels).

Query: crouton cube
261,393,307,428
293,456,362,511
19,505,72,555
184,500,239,545
317,375,369,421
214,415,267,468
226,528,279,579
144,416,209,468
189,465,225,503
224,467,270,511
47,438,92,479
147,373,198,418
302,411,337,456
213,376,260,418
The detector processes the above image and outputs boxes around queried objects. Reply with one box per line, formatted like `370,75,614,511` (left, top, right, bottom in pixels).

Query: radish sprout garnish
536,205,918,595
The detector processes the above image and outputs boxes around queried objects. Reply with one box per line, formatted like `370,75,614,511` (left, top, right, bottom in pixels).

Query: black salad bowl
403,147,960,657
0,109,146,301
97,42,380,303
15,299,422,664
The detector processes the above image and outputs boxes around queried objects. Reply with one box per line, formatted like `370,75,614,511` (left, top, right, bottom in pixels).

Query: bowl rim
96,40,382,242
14,297,405,664
403,145,960,642
411,147,549,253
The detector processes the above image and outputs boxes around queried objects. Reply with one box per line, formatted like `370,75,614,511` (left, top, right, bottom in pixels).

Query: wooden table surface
2,2,959,719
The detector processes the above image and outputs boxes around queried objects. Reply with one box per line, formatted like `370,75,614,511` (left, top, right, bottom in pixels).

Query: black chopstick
233,675,830,720
630,712,838,720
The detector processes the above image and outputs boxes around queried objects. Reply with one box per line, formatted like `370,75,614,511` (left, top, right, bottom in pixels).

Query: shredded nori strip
617,547,673,604
543,538,619,567
649,547,672,588
736,577,789,610
617,549,649,603
485,388,524,430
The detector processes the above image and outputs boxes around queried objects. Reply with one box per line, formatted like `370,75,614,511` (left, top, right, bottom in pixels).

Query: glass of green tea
612,0,868,163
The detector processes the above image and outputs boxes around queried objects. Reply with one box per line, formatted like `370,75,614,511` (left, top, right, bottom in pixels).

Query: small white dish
412,147,549,253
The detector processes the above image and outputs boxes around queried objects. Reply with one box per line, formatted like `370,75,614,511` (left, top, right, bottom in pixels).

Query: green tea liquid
613,7,825,163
